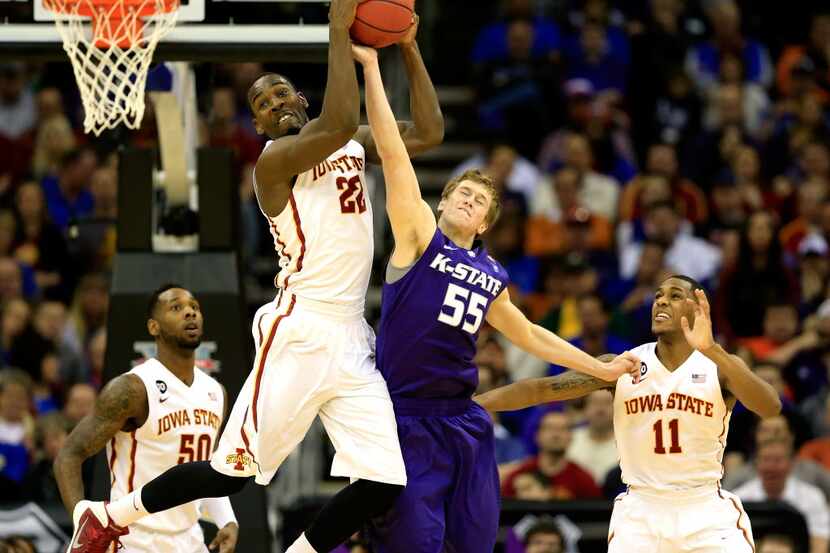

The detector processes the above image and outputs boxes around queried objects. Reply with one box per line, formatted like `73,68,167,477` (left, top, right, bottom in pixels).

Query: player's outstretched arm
485,288,641,382
54,374,147,515
254,0,361,215
475,370,614,412
353,45,436,266
355,16,444,164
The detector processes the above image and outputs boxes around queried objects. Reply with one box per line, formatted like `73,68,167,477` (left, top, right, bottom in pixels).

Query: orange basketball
350,0,415,49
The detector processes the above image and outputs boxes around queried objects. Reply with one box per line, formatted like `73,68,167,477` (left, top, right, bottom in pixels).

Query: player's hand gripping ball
350,0,415,48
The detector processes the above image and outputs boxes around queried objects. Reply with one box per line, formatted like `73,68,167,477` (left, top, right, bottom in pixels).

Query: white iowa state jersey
613,342,730,491
107,359,224,533
254,139,373,309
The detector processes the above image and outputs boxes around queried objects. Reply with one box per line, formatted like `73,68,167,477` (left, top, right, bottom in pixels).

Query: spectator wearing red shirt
502,411,601,499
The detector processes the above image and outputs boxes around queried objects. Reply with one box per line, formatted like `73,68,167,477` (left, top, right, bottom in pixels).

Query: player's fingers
680,316,690,332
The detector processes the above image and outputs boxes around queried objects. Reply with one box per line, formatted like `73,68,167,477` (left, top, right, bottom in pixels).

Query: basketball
350,0,415,49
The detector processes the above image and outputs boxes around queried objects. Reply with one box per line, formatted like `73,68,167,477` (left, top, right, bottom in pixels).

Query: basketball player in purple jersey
351,45,640,553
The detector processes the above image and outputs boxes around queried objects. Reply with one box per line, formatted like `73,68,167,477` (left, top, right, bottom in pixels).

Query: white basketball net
45,0,179,135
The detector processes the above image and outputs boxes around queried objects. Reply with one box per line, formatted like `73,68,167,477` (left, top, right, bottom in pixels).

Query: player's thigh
120,526,207,553
608,492,664,553
318,372,405,485
369,417,452,553
213,314,333,483
679,491,755,553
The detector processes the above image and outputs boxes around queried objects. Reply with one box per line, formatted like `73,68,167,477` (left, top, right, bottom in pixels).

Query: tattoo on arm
548,371,614,396
55,374,146,514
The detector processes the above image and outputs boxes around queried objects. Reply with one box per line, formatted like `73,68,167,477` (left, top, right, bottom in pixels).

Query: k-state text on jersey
429,253,503,296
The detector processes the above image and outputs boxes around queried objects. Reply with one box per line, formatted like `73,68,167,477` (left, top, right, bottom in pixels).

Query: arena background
0,0,828,552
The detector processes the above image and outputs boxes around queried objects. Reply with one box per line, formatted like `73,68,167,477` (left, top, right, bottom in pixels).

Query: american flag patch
692,373,706,383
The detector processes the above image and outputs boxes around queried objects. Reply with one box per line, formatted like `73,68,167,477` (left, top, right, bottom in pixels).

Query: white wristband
202,497,237,529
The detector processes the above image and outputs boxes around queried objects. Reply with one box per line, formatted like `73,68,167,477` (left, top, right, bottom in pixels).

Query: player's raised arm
353,44,436,265
54,374,147,515
682,289,782,418
485,287,641,382
354,16,444,163
475,369,614,412
252,0,361,214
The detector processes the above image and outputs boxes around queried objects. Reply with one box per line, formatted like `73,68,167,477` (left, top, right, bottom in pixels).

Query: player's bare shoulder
98,372,150,431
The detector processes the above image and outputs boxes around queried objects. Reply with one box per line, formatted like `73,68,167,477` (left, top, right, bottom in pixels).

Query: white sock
285,532,317,553
106,487,149,527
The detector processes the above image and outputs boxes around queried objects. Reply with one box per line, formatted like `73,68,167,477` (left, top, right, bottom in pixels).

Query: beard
159,327,201,350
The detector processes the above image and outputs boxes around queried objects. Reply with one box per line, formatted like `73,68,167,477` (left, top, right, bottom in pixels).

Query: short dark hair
525,516,564,545
663,274,707,301
147,283,186,321
247,73,297,109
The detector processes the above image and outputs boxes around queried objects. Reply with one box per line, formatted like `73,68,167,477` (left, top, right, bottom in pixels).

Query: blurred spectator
512,471,553,501
703,53,770,140
0,63,36,140
526,168,613,257
734,437,829,553
523,518,564,553
22,411,72,503
31,115,77,180
716,210,799,340
565,390,617,485
485,212,538,295
40,147,96,231
563,294,631,362
777,12,830,104
471,0,561,66
63,383,96,425
619,143,708,225
70,166,117,274
738,303,801,362
502,411,601,499
64,272,109,356
757,534,796,553
0,257,26,304
780,178,829,255
206,87,262,182
685,1,773,95
0,370,34,498
13,181,73,302
0,298,29,366
648,68,703,155
537,85,636,186
619,201,721,283
474,17,560,157
562,21,627,95
85,327,106,389
552,133,619,222
766,96,830,180
454,142,543,207
797,233,830,313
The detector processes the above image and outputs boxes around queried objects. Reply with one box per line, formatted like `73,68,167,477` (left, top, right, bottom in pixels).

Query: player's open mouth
654,313,671,322
277,112,294,124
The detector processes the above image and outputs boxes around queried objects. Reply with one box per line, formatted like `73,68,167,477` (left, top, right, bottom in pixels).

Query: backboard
0,0,330,61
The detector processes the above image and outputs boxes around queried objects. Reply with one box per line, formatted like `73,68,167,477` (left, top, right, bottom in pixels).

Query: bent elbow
759,396,783,419
423,125,445,149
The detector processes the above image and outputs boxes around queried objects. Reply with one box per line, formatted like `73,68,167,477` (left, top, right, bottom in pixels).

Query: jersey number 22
438,283,487,334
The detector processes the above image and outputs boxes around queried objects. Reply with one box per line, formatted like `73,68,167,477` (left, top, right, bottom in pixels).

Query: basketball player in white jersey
65,2,446,552
477,275,782,552
55,284,238,553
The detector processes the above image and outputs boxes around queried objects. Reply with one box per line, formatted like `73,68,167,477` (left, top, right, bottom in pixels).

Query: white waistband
627,483,721,501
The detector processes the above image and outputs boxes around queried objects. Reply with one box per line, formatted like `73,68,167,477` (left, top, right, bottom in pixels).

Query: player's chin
178,336,202,350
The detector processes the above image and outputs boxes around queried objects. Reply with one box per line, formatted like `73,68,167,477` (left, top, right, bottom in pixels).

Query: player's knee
210,469,251,496
361,481,404,514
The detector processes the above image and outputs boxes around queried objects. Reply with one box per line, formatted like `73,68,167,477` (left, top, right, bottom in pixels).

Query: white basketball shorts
608,485,755,553
119,523,206,553
212,291,406,486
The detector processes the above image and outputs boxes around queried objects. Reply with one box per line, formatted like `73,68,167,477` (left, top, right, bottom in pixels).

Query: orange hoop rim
43,0,178,17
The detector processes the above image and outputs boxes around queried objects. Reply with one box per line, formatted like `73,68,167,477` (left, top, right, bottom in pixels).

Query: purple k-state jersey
376,227,508,400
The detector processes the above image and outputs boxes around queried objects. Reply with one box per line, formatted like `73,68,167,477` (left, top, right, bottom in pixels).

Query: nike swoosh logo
160,397,168,403
72,519,88,549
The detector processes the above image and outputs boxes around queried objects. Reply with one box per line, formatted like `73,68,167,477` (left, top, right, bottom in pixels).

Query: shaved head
247,73,296,110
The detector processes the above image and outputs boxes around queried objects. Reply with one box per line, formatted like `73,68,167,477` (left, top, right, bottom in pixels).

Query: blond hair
439,170,501,230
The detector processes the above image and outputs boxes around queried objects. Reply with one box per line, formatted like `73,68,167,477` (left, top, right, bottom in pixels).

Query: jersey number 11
653,418,682,454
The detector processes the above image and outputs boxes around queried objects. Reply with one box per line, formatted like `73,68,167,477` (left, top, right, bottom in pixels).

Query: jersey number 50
178,434,213,464
438,283,487,334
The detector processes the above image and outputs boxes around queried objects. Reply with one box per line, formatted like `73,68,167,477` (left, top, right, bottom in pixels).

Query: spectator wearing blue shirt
563,21,628,95
40,147,96,231
471,0,561,66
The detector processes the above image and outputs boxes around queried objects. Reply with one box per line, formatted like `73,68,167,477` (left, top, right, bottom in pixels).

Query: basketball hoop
43,0,179,135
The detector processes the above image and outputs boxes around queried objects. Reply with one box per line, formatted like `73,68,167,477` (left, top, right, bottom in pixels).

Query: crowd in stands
1,0,830,552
